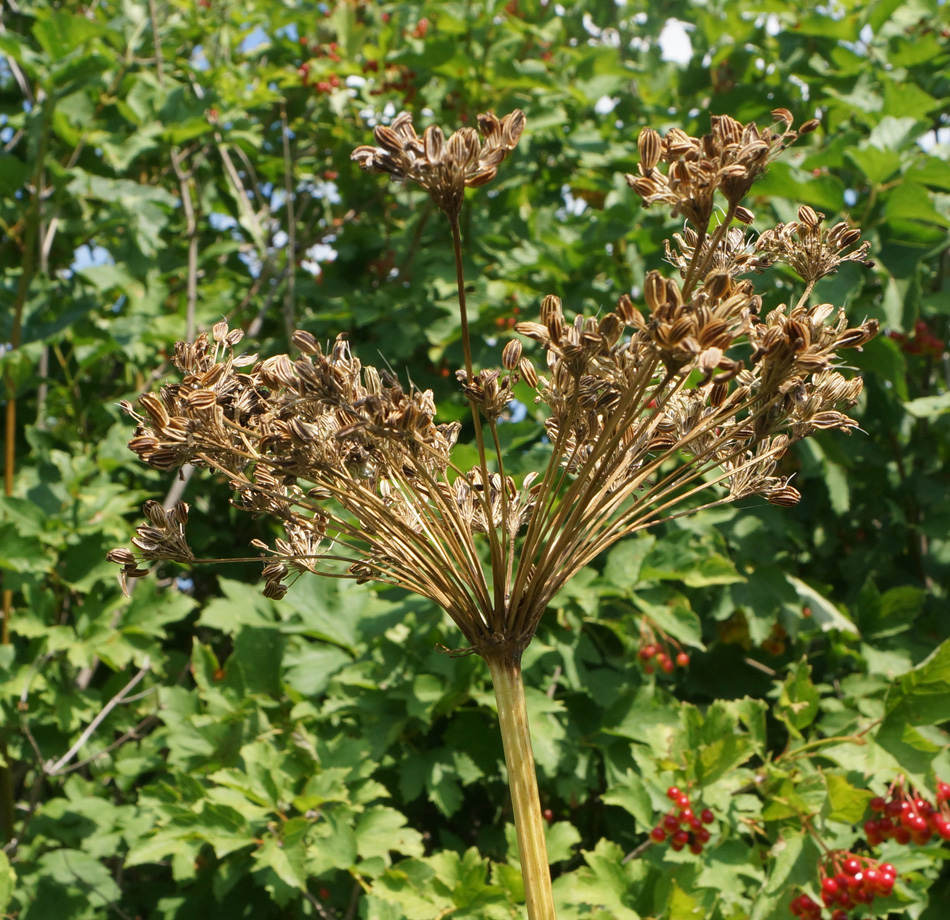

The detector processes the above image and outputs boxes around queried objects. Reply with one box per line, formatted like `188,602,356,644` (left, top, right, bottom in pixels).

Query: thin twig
46,657,152,776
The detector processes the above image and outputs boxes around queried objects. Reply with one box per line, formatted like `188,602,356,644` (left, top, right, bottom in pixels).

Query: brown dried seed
184,388,217,410
514,321,550,344
768,485,802,507
424,124,445,163
703,271,733,300
519,357,539,388
709,381,729,407
798,205,821,227
638,128,662,169
139,393,169,427
502,339,523,370
466,168,498,188
107,548,136,565
212,321,229,342
292,330,321,355
735,206,755,224
644,271,666,312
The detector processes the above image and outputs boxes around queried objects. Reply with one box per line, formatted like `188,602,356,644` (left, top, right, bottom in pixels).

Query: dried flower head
755,205,874,284
626,110,818,228
351,109,526,219
112,111,876,664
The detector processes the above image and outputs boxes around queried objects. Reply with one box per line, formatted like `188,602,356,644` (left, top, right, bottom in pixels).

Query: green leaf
825,773,874,824
602,770,653,830
884,638,950,726
886,182,950,228
905,392,950,418
32,10,105,58
252,819,310,890
786,575,858,635
356,806,425,865
776,660,820,734
0,850,14,914
846,147,901,185
749,829,821,920
230,627,286,697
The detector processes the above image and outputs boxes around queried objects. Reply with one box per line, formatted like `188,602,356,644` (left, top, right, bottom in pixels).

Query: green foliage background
1,0,949,917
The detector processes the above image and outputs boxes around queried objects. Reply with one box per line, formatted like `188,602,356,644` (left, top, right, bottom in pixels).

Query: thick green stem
485,650,557,920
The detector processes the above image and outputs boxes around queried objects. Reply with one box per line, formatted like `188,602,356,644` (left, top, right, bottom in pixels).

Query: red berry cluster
299,38,343,64
888,319,944,359
649,786,714,854
761,621,789,656
790,852,896,919
637,641,689,675
637,620,690,675
864,777,950,846
296,41,345,94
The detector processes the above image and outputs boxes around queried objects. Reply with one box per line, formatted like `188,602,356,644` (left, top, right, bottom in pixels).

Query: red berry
543,808,553,822
696,827,710,843
650,827,666,842
676,793,690,809
870,796,886,812
700,808,714,824
679,807,695,823
666,786,681,801
672,830,689,846
689,841,704,854
676,651,690,667
843,857,861,876
664,813,679,831
821,878,839,896
937,781,950,802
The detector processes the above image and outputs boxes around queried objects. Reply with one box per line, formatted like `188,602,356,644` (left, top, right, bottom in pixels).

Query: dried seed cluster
627,109,817,227
111,109,877,657
756,205,873,283
514,268,874,540
351,109,526,219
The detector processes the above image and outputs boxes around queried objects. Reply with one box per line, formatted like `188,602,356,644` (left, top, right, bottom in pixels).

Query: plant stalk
485,650,557,920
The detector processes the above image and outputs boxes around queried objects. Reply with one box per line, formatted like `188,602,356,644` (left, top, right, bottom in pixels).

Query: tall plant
109,107,876,918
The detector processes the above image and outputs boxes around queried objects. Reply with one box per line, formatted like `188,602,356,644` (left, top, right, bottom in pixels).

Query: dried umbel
756,205,874,284
111,108,877,660
111,107,878,920
351,109,526,220
628,110,818,229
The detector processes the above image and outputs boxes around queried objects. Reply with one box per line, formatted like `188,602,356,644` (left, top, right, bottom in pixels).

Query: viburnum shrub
109,108,878,918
